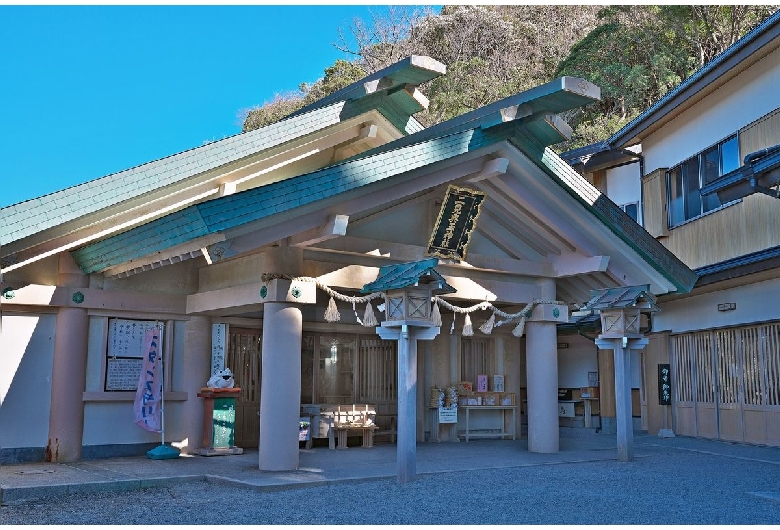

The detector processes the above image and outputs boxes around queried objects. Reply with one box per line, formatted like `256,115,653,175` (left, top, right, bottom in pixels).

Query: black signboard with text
658,363,672,406
426,185,486,261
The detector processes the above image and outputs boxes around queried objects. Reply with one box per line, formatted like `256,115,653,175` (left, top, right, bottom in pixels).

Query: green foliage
240,93,305,132
553,4,777,149
240,4,779,148
301,60,367,106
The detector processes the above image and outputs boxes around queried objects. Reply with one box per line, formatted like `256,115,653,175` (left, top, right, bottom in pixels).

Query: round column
47,253,89,462
181,316,211,454
524,278,559,453
258,302,302,471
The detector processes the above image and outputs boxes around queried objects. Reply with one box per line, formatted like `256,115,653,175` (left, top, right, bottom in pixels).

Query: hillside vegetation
241,5,777,151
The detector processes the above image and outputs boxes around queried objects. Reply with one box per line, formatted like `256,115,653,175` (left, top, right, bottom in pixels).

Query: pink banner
133,328,162,432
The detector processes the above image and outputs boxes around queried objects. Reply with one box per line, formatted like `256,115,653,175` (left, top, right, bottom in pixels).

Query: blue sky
1,5,437,208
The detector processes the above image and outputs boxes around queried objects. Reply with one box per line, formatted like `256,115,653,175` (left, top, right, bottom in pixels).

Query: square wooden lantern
360,257,456,327
573,284,659,342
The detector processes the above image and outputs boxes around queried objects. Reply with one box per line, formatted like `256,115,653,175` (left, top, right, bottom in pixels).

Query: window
667,135,740,227
620,202,639,222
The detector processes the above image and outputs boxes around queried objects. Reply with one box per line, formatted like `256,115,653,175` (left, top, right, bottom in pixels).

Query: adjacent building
564,10,780,446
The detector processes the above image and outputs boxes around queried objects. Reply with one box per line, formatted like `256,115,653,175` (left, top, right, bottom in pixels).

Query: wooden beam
306,236,553,277
467,157,509,184
101,234,225,277
550,253,610,278
290,214,349,247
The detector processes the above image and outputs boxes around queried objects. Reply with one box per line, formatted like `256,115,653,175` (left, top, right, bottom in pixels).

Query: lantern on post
360,258,456,484
362,257,456,327
573,285,659,461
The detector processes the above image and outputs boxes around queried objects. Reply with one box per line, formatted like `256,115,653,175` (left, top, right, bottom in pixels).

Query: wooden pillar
47,253,89,462
598,347,616,434
525,278,568,454
258,302,302,471
596,337,648,462
181,316,211,454
377,324,439,484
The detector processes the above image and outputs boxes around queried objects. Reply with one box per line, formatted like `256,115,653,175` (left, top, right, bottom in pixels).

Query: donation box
196,387,243,456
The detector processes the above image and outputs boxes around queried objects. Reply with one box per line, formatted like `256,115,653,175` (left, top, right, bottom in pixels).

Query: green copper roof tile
360,257,456,295
0,101,346,246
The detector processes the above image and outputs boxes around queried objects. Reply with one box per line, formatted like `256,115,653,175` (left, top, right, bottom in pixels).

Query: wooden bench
333,424,378,449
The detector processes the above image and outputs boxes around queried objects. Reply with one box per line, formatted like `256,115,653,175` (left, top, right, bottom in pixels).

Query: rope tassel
463,313,474,336
362,301,378,327
431,302,442,327
479,312,496,335
324,296,341,322
512,318,526,338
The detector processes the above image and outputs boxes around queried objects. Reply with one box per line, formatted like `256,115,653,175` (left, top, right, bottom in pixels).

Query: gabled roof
1,102,345,247
69,73,698,297
0,56,446,267
70,79,604,276
608,9,780,148
360,257,456,295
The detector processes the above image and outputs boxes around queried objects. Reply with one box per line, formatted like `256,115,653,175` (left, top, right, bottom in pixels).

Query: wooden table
461,405,517,441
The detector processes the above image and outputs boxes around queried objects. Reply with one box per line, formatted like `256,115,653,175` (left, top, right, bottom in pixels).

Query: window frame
666,134,740,228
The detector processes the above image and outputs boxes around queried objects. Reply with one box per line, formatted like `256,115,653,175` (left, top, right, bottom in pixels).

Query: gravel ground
2,443,779,525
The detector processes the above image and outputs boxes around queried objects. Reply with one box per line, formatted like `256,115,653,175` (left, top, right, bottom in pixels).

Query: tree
554,5,779,149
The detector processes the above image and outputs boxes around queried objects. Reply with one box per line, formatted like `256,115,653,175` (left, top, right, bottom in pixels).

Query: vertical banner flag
426,184,486,261
134,327,162,432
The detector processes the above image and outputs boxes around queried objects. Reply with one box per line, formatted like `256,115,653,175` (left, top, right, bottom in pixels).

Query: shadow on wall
0,314,56,463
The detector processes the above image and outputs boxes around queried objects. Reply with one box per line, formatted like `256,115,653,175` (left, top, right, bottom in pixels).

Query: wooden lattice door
227,328,261,448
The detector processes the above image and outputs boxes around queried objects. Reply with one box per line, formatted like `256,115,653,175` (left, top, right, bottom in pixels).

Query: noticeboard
105,318,163,391
438,405,458,424
658,363,671,405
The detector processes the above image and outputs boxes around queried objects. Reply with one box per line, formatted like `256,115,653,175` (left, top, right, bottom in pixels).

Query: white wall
654,276,780,333
606,161,641,208
0,314,55,449
82,316,188,447
643,46,780,173
557,334,598,387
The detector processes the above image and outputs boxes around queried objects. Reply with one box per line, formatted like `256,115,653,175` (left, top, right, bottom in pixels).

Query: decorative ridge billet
287,55,446,120
345,76,600,164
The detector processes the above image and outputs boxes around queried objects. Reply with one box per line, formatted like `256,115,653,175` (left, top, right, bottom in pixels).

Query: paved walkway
2,429,779,506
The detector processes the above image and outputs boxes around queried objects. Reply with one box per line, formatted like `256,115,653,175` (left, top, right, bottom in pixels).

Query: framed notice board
104,318,164,391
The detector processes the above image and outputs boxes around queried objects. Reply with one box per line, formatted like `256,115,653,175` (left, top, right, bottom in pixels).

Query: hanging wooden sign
658,363,672,406
426,185,486,261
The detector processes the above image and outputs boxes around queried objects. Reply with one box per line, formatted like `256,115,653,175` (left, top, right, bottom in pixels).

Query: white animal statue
206,368,235,389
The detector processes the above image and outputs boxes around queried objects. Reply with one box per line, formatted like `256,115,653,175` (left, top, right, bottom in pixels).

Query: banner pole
147,322,179,459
